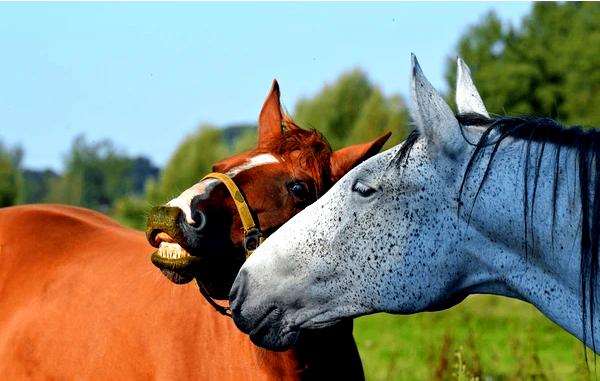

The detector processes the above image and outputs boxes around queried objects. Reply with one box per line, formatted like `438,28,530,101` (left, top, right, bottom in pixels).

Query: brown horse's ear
330,132,392,182
258,79,283,148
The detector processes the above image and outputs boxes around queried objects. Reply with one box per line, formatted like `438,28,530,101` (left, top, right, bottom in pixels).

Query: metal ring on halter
243,228,263,255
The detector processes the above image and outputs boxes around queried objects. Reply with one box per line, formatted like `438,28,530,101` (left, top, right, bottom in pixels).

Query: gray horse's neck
457,139,598,350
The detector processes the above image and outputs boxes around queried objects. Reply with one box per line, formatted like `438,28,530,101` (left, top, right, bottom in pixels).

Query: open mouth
150,242,201,284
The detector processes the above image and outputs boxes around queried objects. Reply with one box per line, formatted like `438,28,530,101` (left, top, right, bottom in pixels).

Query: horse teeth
158,242,190,259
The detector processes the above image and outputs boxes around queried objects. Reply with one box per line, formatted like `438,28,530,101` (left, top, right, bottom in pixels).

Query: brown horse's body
0,204,362,380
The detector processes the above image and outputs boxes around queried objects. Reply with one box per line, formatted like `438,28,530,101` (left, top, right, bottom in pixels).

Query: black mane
395,113,600,355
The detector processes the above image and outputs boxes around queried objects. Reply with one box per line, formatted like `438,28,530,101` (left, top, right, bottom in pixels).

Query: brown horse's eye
288,182,309,200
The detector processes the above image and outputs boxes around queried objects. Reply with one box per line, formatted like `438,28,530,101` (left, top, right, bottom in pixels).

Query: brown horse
0,81,389,380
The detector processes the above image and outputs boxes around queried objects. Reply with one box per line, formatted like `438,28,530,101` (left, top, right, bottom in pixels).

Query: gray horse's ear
456,58,489,118
410,54,464,157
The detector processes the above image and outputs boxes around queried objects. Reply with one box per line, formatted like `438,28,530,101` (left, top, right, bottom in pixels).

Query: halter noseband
193,172,265,317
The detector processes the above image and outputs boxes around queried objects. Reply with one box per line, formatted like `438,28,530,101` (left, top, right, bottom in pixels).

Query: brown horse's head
146,80,390,299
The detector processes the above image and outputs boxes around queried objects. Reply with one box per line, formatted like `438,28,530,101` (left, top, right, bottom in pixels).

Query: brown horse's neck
257,320,364,381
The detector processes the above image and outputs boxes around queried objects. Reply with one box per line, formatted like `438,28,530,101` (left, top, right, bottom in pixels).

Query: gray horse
230,55,600,354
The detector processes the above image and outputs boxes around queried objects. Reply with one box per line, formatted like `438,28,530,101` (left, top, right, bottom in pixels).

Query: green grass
354,295,598,381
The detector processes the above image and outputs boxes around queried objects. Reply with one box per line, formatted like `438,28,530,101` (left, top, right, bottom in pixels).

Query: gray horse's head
229,55,507,350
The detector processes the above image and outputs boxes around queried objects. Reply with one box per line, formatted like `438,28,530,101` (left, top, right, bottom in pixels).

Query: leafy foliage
144,124,255,206
21,169,59,204
446,3,600,127
0,142,22,207
45,135,158,212
295,69,410,149
111,195,152,231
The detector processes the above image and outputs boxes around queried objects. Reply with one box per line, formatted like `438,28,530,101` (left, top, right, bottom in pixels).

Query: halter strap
194,278,232,317
201,172,265,257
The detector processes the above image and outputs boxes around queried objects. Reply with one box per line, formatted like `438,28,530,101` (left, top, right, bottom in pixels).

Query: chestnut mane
263,114,334,197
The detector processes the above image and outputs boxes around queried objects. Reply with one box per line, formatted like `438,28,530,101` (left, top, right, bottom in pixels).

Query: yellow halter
201,172,265,257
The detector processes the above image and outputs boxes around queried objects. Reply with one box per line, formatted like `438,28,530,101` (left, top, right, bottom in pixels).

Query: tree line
2,2,599,229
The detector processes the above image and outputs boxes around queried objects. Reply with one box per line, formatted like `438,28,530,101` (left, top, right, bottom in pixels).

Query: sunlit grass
354,295,597,381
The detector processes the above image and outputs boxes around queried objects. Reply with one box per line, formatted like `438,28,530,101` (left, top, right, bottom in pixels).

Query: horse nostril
190,209,207,231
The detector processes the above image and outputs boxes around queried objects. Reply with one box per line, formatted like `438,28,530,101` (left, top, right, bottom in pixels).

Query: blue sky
0,2,532,171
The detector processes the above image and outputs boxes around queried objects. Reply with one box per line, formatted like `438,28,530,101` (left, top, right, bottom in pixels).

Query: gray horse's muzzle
229,268,300,351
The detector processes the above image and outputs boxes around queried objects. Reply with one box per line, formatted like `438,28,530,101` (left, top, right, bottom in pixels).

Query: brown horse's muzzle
145,204,243,299
145,206,201,284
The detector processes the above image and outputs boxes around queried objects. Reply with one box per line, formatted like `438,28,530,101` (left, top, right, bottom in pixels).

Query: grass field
354,295,598,381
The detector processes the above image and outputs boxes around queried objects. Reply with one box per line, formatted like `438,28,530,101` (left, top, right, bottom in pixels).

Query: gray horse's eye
352,180,376,198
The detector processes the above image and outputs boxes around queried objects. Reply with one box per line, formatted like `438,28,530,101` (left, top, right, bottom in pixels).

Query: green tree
294,69,375,148
349,91,409,149
144,125,231,205
46,135,158,212
294,69,410,149
447,3,600,127
221,124,257,151
112,195,152,231
0,142,22,207
21,169,59,204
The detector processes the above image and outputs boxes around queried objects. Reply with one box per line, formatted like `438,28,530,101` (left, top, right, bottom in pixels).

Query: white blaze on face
167,153,280,224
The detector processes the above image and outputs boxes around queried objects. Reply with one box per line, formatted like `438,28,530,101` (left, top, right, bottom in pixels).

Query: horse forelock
391,129,421,170
267,117,334,197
